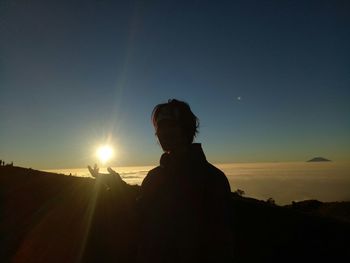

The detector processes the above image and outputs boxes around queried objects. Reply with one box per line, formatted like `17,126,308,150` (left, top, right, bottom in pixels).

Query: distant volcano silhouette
307,157,331,162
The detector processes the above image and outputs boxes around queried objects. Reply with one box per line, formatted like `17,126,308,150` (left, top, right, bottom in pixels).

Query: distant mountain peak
307,157,331,162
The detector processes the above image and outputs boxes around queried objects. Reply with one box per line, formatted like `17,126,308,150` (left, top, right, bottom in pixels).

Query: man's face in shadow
156,119,188,153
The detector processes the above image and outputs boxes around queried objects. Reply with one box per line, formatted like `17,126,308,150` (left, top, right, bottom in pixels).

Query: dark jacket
137,143,234,263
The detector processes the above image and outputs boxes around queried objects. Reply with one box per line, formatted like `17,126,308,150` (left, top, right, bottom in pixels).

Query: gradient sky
1,0,349,169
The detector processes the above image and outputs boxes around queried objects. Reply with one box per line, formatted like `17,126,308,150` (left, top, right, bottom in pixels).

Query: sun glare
96,145,114,163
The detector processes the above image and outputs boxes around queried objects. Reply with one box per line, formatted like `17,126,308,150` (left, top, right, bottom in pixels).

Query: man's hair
152,99,200,143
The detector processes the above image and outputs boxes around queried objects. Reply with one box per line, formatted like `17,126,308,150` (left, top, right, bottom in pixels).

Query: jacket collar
159,143,207,168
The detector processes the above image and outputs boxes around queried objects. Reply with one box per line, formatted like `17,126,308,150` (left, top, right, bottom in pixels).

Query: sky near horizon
1,0,349,169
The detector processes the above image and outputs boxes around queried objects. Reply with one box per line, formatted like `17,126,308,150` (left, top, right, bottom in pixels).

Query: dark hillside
1,166,349,262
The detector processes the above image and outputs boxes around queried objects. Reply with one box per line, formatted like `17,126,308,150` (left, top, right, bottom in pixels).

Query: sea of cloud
46,162,350,205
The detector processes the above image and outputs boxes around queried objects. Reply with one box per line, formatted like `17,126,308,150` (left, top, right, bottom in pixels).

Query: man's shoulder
141,166,163,188
204,162,226,180
205,162,225,176
204,162,230,191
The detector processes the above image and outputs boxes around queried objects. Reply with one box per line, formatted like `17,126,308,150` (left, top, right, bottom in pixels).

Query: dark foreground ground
1,166,349,263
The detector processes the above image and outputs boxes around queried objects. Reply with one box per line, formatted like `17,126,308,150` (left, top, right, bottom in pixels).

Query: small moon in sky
237,96,242,101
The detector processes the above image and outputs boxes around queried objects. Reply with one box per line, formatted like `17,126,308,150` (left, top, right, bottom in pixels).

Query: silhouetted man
136,99,234,262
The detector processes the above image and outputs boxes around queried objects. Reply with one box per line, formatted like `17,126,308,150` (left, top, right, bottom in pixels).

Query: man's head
152,99,199,152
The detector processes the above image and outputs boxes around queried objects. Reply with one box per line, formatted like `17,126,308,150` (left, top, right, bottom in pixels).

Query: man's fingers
88,165,126,189
107,167,120,176
107,167,125,184
88,165,98,177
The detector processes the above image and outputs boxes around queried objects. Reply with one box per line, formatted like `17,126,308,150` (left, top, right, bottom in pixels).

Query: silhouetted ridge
307,157,331,162
1,165,349,263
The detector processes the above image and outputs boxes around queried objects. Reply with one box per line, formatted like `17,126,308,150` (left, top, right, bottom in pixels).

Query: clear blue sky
1,0,349,169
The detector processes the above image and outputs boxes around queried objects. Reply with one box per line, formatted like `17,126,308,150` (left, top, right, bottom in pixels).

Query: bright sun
96,145,114,163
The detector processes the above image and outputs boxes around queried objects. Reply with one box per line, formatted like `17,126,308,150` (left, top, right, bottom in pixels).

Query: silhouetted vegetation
233,188,245,197
266,197,276,205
